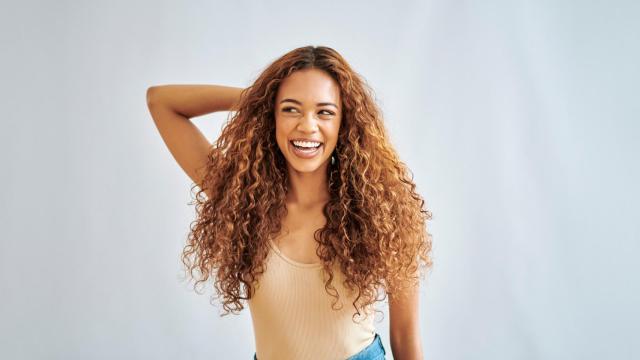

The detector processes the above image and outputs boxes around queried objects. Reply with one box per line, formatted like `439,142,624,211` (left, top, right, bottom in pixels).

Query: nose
297,111,319,133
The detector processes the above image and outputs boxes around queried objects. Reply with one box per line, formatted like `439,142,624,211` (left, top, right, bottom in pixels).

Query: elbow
146,85,170,107
146,86,159,106
390,339,424,360
390,329,424,360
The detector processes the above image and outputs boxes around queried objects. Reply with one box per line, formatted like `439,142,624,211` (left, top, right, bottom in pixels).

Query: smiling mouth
289,140,323,158
289,140,323,150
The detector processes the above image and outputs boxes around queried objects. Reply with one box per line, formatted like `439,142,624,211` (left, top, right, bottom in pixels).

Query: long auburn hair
182,45,433,321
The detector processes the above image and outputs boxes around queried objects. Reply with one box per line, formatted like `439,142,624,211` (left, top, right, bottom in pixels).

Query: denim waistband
346,333,386,360
252,332,386,360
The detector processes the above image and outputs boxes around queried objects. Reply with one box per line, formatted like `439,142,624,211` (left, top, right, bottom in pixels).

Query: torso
247,199,378,360
272,201,326,265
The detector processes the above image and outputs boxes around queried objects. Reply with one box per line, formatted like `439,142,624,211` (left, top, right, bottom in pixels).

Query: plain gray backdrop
1,0,638,359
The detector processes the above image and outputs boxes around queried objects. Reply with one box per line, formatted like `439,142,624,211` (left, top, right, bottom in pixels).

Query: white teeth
292,140,321,148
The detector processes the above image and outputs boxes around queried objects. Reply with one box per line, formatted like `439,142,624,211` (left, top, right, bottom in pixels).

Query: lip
289,138,324,144
288,140,323,159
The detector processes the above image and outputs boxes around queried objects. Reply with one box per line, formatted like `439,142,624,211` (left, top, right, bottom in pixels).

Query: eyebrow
280,98,338,109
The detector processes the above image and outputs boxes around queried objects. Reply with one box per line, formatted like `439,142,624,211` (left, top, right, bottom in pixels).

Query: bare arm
146,85,244,195
147,84,244,118
388,271,425,360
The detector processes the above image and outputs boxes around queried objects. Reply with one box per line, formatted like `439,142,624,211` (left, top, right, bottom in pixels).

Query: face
275,68,342,175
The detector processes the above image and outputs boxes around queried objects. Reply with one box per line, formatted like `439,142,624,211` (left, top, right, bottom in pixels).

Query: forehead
276,68,341,104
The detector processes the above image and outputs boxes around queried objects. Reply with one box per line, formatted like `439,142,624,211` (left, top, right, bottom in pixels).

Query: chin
287,159,327,173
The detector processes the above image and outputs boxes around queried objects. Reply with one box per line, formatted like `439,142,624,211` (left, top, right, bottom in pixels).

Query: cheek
274,118,289,149
328,123,341,142
274,116,284,135
275,115,291,133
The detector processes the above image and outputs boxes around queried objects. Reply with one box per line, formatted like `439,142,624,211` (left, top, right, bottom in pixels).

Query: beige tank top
247,239,377,360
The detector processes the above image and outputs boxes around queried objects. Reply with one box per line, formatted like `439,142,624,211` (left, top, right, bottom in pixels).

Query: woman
146,45,432,360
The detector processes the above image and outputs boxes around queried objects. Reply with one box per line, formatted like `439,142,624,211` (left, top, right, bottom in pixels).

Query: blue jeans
253,332,387,360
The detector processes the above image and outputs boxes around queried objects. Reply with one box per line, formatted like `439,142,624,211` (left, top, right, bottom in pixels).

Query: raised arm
146,84,244,196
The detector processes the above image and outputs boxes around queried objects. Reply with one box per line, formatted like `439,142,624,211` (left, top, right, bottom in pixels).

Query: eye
282,107,298,113
319,110,335,116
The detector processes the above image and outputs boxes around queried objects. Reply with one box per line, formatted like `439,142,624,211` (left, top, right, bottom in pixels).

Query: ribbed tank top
247,239,377,360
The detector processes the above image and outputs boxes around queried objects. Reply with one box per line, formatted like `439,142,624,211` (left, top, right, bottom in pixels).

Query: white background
1,0,638,359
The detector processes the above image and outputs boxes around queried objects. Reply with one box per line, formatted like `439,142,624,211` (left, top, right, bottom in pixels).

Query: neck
285,162,330,207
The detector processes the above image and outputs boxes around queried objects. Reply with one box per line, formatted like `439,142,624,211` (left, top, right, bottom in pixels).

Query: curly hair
181,45,433,322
